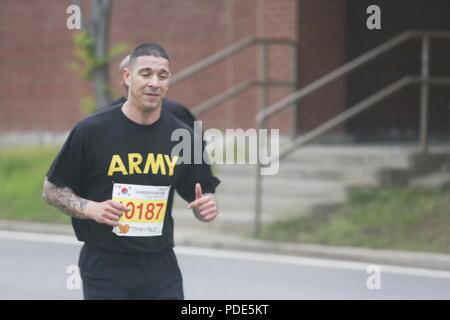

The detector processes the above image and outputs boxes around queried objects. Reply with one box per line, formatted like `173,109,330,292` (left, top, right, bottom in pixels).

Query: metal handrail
191,80,294,116
192,80,255,116
170,37,297,86
278,76,450,161
253,30,450,237
255,30,450,125
169,37,297,120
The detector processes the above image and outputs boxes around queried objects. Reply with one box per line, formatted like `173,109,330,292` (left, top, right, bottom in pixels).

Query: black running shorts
78,244,184,300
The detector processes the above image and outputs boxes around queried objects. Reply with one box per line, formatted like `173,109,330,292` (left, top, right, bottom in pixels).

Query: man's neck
121,100,161,125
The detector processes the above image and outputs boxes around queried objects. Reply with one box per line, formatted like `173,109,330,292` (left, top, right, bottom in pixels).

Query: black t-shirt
162,99,196,129
46,104,220,254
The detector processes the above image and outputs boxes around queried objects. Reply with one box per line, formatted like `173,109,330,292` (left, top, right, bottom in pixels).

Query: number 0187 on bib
112,183,171,237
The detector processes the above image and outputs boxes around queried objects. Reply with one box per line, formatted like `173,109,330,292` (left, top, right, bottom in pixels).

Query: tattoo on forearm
42,179,89,219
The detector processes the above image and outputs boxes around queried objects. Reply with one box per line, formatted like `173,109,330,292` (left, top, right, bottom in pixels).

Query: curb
0,219,74,235
175,229,450,271
2,219,450,271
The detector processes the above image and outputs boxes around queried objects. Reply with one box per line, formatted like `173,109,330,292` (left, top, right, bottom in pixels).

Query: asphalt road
0,230,449,300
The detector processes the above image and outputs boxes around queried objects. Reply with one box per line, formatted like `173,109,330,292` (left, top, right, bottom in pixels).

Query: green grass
259,187,450,254
2,146,450,254
0,146,70,224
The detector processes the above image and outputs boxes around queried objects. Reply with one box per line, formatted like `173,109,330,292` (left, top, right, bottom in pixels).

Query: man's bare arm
42,178,89,219
42,178,129,226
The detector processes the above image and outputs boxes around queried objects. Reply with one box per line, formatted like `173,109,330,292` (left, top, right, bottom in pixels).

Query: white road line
0,230,81,246
2,230,450,280
175,246,450,280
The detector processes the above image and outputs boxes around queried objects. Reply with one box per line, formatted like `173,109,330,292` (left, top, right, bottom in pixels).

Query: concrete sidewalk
2,219,450,271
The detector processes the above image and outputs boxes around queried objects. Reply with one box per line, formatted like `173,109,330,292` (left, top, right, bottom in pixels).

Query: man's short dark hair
129,43,170,65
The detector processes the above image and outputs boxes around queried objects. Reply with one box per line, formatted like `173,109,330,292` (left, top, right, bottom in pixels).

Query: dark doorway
346,0,450,142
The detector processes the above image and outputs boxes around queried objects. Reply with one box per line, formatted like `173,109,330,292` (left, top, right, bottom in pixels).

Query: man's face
124,55,170,112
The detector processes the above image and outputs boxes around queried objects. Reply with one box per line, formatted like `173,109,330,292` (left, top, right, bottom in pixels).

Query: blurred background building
0,0,449,238
1,0,449,141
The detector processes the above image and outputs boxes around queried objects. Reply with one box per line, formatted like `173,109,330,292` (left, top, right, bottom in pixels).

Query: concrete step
173,192,343,215
216,175,347,197
215,164,381,186
230,144,416,166
172,205,307,235
172,207,258,235
283,146,414,167
410,171,450,189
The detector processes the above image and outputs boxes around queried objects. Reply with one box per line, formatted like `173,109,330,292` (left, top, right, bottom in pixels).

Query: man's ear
123,67,131,87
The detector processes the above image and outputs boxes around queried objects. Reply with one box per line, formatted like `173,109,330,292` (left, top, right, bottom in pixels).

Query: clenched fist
85,200,129,227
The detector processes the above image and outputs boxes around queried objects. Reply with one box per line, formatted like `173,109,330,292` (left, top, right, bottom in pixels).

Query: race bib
112,183,171,237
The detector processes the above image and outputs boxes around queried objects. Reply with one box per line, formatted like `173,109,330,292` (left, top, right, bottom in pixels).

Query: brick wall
0,0,300,134
0,0,90,132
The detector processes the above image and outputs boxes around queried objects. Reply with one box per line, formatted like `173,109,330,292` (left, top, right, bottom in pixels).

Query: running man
42,43,220,300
